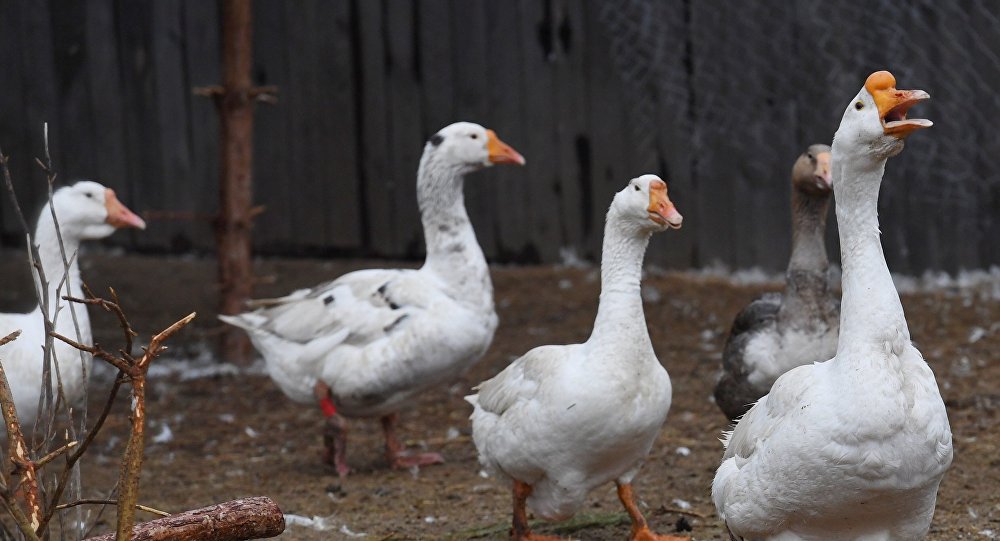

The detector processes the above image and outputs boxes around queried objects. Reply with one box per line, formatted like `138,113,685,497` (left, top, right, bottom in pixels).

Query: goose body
0,181,145,428
227,264,496,416
221,122,525,474
712,71,952,541
469,175,686,541
715,145,839,419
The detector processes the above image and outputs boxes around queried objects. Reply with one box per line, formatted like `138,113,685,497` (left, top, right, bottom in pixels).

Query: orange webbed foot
630,525,689,541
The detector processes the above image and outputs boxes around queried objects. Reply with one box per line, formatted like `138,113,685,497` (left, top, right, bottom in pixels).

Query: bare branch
34,440,78,469
49,332,131,374
0,330,20,347
54,499,169,518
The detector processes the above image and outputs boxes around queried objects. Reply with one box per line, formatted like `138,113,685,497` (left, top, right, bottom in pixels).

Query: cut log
82,497,284,541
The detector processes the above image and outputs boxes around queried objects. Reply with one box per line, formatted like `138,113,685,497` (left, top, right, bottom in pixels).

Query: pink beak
104,189,146,229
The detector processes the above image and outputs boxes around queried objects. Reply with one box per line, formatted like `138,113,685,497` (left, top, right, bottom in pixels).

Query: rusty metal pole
204,0,265,363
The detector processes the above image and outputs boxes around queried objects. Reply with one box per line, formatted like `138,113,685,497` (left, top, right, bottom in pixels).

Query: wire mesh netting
595,0,1000,273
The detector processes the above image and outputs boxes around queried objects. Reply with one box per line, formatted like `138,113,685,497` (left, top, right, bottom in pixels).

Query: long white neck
417,151,492,309
589,215,653,349
32,205,90,339
832,150,908,356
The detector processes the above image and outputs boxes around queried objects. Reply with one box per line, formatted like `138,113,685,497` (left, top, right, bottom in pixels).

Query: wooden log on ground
82,497,284,541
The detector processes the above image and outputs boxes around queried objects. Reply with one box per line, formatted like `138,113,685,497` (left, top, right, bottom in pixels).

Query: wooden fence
1,0,997,273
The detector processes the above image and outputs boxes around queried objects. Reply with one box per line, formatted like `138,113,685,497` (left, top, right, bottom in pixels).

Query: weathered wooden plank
416,0,455,131
549,0,588,256
149,0,195,250
686,1,737,270
16,0,61,214
313,0,362,251
515,0,561,262
280,0,328,249
0,0,32,236
181,0,221,252
646,0,696,269
83,0,130,207
580,3,630,262
481,0,530,262
384,0,425,257
114,0,165,249
354,0,394,255
50,1,98,180
250,0,292,251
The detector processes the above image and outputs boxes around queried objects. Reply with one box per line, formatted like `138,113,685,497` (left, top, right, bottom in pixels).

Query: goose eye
806,153,813,160
85,193,93,199
633,185,640,192
470,133,478,140
854,101,864,110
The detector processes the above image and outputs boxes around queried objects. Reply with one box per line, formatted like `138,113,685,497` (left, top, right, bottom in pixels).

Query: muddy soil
1,253,998,540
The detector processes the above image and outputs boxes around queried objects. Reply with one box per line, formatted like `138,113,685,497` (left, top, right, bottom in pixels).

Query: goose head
425,122,525,173
792,144,832,196
833,70,932,161
48,180,146,240
610,174,683,233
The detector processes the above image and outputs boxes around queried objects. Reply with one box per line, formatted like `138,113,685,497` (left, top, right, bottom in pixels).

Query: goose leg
380,413,444,469
616,482,688,541
511,480,563,541
315,381,351,477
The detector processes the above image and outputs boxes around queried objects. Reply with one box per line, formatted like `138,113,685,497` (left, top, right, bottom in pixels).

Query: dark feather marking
384,314,410,333
323,295,335,305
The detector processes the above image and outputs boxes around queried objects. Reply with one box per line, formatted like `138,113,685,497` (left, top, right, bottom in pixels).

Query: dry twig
50,292,196,540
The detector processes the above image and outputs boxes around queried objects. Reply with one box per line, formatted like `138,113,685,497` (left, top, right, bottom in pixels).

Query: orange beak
486,129,526,166
814,151,832,186
647,179,683,229
104,189,146,229
865,70,932,139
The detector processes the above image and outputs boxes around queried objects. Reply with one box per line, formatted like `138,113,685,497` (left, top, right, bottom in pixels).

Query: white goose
0,181,145,428
715,145,839,420
220,122,525,476
712,71,952,540
468,175,686,541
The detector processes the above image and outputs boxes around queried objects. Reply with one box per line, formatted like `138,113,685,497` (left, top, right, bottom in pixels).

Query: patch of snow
152,423,173,444
641,284,662,303
283,514,339,532
446,426,461,440
981,529,996,539
424,516,437,524
951,357,973,378
675,446,691,457
695,262,783,286
146,353,268,381
479,469,490,478
558,247,592,269
244,427,259,438
558,278,573,290
968,327,987,344
218,413,235,423
671,498,692,510
339,525,366,538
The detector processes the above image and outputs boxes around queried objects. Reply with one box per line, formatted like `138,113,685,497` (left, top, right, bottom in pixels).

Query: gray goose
714,145,839,420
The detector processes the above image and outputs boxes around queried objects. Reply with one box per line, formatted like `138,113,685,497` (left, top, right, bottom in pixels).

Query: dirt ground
1,253,998,540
